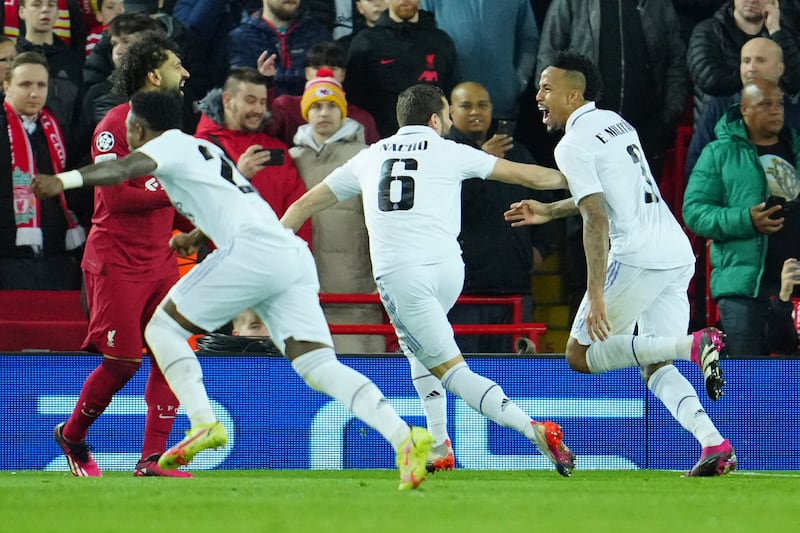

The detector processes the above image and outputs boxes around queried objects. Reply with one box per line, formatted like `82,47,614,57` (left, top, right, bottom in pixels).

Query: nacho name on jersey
380,140,429,152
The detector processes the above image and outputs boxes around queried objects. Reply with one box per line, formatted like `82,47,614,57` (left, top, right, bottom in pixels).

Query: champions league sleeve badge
95,131,115,153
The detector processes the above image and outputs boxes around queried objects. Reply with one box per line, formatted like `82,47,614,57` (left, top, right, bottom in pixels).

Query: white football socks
407,355,450,447
647,364,724,448
144,307,216,426
586,335,693,373
440,362,534,437
291,348,410,449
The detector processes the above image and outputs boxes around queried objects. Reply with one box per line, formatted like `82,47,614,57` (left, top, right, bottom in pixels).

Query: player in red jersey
52,32,193,477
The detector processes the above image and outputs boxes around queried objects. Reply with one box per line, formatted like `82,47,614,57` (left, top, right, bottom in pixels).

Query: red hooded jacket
194,113,312,246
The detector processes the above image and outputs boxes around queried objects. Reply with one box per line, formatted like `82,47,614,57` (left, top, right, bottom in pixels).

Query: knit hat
300,69,347,121
90,0,104,12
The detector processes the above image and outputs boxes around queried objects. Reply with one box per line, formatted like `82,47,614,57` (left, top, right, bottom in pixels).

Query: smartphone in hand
766,195,787,219
256,148,285,166
496,120,515,136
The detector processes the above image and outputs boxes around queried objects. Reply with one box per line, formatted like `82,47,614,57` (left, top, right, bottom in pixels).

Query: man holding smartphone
685,77,800,356
445,81,557,354
194,67,312,245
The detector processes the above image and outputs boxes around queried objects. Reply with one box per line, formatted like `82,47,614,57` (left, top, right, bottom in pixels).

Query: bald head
451,81,489,102
450,81,493,140
742,77,781,105
741,78,784,144
740,37,784,84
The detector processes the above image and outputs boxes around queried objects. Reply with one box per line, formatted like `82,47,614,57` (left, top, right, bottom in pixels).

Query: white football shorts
167,233,333,353
376,257,464,368
570,261,694,345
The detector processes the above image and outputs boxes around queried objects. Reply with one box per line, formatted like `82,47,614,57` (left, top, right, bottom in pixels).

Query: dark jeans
0,253,82,290
716,281,778,357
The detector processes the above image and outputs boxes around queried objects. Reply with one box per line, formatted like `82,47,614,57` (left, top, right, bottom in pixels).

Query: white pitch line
664,469,800,478
728,471,800,478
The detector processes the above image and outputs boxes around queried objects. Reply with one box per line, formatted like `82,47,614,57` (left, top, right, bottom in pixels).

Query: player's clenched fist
169,232,199,258
169,228,208,258
31,174,64,199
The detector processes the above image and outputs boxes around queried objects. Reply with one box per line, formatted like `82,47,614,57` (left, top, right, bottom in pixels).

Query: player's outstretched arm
504,197,579,226
489,158,568,190
31,152,158,199
281,182,340,232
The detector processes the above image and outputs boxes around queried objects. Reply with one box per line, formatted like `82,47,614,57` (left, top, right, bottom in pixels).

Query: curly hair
130,90,184,132
113,31,180,98
550,51,604,102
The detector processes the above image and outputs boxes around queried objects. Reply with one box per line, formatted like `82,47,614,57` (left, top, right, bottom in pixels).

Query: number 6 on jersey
379,158,417,211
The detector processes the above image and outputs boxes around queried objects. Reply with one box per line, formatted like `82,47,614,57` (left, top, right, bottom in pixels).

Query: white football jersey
324,126,498,277
136,129,303,251
555,102,694,269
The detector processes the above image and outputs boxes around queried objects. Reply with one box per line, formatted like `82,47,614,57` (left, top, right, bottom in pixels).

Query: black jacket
82,33,114,91
447,126,555,294
687,1,800,120
345,10,460,137
0,0,87,55
535,0,689,155
74,76,127,167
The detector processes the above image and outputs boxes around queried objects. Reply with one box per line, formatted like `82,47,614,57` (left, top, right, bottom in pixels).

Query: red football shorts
83,272,177,358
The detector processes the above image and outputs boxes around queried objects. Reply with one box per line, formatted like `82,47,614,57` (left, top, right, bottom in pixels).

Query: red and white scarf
3,0,72,45
5,99,85,252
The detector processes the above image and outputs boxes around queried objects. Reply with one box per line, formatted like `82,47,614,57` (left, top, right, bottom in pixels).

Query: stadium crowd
2,0,799,483
3,0,798,354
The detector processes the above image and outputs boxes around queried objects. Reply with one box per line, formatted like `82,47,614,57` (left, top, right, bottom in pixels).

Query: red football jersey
82,103,178,281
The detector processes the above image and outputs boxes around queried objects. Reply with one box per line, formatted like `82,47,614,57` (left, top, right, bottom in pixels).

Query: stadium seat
0,290,88,351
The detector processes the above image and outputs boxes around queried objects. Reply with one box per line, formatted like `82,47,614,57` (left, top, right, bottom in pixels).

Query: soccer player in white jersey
281,84,577,477
504,51,736,477
31,90,435,491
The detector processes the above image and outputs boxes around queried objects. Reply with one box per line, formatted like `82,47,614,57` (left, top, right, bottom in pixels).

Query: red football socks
62,357,140,443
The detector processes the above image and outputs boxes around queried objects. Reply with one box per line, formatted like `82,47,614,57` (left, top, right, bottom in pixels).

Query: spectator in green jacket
684,77,800,355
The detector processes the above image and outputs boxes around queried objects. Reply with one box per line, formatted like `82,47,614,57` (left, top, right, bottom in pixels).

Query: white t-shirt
324,126,498,277
555,102,694,269
136,129,302,251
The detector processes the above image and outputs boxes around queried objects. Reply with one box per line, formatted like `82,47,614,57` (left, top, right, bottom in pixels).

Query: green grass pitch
2,469,797,533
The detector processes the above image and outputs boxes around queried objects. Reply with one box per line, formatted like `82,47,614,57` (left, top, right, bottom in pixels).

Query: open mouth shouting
538,105,552,127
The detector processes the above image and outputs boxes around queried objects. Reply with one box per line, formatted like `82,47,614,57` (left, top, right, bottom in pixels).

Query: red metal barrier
318,293,546,348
